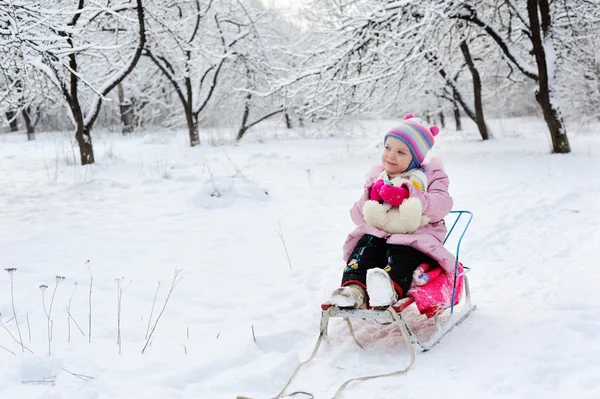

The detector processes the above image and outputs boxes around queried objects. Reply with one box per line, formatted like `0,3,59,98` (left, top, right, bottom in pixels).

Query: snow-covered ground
1,118,599,399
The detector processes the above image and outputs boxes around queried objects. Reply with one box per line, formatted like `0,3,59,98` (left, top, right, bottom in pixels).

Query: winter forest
2,1,600,399
3,0,600,160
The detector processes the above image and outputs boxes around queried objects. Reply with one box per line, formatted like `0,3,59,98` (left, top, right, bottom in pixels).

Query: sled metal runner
320,210,476,352
320,273,476,352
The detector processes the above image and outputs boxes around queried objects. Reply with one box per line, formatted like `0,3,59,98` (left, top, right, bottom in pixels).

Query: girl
330,113,455,308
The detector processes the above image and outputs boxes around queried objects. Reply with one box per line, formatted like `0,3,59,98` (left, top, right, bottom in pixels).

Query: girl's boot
366,268,398,308
329,284,365,308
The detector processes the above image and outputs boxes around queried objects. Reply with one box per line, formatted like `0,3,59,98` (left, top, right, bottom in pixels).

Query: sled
319,210,476,352
246,211,476,399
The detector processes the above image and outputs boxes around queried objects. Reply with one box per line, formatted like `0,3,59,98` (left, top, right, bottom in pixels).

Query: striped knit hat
384,113,440,169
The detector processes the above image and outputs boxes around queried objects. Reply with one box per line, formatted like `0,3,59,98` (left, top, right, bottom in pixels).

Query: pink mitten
369,179,385,201
379,184,410,206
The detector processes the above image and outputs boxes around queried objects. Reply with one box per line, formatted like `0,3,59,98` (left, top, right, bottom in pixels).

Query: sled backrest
443,210,473,264
443,210,473,313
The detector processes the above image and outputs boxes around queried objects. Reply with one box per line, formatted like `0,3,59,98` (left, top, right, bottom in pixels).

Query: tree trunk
453,100,462,131
438,111,445,128
22,107,35,140
460,40,489,140
285,111,292,129
118,83,135,135
536,92,570,152
75,125,95,165
236,99,284,142
527,0,570,153
6,111,18,132
187,111,200,147
120,102,135,135
236,93,252,141
236,126,249,141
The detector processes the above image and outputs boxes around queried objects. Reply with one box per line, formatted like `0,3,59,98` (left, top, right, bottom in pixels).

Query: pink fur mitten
369,179,385,201
379,184,410,206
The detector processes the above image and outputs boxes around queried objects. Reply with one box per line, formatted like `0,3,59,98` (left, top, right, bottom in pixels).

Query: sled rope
271,307,333,398
236,308,333,399
237,306,416,399
345,318,365,349
331,307,415,398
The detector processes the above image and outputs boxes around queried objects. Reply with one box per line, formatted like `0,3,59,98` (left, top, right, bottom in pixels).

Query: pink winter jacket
343,158,456,273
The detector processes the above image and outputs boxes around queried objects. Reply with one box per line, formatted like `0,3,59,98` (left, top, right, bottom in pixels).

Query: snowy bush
193,172,269,209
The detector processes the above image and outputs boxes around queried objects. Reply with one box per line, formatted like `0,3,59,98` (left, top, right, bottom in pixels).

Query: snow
260,0,303,13
1,117,600,399
194,172,270,209
365,268,397,307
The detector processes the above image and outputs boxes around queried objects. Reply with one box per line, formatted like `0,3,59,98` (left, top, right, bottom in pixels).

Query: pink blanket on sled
407,263,464,318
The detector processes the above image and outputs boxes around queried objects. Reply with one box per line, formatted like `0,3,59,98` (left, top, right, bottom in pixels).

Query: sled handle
444,210,473,248
445,210,473,314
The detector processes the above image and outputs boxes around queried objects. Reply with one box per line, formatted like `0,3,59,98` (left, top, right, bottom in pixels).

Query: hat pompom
403,113,414,120
430,125,440,136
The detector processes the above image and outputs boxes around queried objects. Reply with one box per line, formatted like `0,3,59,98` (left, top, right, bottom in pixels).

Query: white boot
366,268,398,308
330,284,365,308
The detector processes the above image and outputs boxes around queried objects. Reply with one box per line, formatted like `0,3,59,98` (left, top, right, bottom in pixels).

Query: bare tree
144,0,252,146
459,40,489,139
552,0,600,123
427,48,489,140
0,7,47,140
449,0,570,152
1,0,147,163
231,5,295,141
296,1,431,122
58,1,147,164
296,0,491,138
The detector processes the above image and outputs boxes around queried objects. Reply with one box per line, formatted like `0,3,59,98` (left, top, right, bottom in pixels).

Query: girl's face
381,136,413,175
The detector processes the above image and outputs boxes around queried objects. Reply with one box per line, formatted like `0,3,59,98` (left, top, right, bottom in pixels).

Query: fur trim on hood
422,156,444,173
